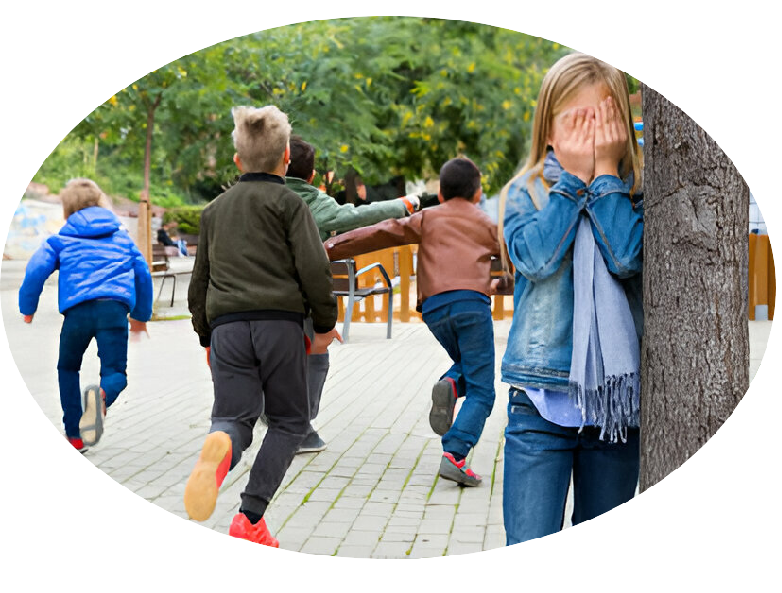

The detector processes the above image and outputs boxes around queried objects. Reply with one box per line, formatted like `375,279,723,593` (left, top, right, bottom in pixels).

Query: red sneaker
229,513,279,548
184,431,233,521
439,452,482,487
67,436,88,453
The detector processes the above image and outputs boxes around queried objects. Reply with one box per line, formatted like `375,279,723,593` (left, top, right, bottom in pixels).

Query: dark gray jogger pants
208,319,310,517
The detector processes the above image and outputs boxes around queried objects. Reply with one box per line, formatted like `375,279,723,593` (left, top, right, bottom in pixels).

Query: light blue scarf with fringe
544,151,640,442
568,213,640,443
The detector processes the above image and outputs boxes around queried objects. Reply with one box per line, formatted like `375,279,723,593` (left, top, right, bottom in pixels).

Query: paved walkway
0,260,772,557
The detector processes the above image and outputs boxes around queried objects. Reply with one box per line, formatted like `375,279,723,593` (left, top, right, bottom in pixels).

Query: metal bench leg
343,295,354,343
156,276,167,304
170,275,177,307
386,290,393,339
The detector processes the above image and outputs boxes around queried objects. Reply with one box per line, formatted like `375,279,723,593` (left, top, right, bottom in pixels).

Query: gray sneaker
438,452,481,487
297,430,327,454
429,379,457,436
79,384,105,446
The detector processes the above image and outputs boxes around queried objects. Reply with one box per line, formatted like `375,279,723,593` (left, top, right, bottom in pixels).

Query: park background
4,17,767,556
6,17,771,325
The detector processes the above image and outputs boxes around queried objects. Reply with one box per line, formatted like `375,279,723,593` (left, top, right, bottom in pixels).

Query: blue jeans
58,299,129,438
503,387,639,545
422,299,496,458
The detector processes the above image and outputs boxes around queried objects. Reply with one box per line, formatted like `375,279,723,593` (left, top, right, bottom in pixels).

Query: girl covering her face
498,53,644,545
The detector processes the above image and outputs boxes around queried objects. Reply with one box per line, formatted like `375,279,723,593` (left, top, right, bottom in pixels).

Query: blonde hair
231,105,291,173
497,53,642,272
60,178,112,218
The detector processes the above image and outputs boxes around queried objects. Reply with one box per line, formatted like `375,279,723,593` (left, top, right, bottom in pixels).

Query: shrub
163,205,205,235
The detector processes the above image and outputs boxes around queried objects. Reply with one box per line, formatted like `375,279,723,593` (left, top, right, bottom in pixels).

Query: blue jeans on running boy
503,387,639,545
58,299,130,438
422,293,496,459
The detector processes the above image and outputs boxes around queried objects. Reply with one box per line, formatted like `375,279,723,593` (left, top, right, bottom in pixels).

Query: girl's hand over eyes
594,96,628,178
552,107,595,185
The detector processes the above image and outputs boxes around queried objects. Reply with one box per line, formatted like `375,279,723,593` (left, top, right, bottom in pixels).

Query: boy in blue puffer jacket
18,178,154,453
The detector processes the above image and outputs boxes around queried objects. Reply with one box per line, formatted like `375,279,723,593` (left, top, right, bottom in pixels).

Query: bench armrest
355,262,392,288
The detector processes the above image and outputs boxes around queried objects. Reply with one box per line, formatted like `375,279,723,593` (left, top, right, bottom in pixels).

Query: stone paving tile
8,272,763,560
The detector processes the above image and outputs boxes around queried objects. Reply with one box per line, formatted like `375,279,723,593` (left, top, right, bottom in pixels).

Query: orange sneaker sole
184,431,232,521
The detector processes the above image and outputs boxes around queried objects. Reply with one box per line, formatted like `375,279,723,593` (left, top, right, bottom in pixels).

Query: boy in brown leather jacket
325,157,508,486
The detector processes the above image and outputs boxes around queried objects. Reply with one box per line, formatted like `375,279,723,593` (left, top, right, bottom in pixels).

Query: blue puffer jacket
501,153,644,390
18,206,153,321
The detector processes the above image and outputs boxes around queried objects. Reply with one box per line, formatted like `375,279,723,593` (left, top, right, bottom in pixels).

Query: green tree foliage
67,43,236,202
34,18,570,203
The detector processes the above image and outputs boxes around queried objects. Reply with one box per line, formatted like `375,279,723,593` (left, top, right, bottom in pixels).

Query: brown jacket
324,198,506,309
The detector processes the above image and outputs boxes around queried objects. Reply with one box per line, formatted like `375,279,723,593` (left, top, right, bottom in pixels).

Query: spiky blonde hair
231,105,291,173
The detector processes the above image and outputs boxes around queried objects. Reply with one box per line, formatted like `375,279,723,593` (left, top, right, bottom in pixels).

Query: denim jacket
501,157,644,390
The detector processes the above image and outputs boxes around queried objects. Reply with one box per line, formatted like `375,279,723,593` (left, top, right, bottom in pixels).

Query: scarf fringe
568,372,640,443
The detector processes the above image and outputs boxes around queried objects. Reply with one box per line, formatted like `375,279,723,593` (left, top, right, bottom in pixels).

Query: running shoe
438,452,481,487
228,513,279,548
184,431,233,521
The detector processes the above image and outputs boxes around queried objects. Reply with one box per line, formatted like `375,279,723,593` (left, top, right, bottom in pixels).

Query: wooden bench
151,243,193,307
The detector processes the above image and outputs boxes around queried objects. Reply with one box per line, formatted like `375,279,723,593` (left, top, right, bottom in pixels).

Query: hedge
163,206,205,236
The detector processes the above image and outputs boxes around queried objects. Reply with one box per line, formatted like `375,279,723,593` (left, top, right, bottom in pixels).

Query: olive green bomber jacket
188,173,337,347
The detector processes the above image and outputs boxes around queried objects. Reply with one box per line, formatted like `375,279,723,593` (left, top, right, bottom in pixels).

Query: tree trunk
143,97,161,200
138,95,162,266
639,86,750,491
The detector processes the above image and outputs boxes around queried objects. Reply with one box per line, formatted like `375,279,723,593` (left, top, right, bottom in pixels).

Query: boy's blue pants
58,299,129,438
422,299,496,458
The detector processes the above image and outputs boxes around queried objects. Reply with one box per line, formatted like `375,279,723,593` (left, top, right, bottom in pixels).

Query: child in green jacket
281,135,421,454
285,135,419,242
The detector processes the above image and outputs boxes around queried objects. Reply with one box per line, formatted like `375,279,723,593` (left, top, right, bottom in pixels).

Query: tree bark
138,94,162,266
143,94,162,200
640,86,750,491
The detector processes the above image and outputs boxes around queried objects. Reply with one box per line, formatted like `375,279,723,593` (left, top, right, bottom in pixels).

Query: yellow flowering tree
71,44,232,203
46,17,570,207
398,21,568,193
214,18,568,196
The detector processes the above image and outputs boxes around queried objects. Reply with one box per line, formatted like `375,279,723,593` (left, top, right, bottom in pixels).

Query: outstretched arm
324,213,423,261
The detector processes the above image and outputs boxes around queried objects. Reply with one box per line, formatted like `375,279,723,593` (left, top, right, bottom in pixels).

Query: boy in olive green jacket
185,106,340,548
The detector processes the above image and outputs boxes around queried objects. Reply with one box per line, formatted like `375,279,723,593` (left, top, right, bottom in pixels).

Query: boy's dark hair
439,158,481,201
287,135,316,181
